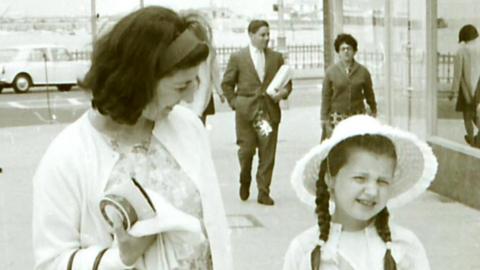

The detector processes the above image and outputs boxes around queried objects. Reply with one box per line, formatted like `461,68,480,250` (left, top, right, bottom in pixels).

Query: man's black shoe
257,194,274,206
239,184,250,201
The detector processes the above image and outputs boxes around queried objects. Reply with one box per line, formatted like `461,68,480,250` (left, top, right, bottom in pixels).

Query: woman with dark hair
452,24,480,147
32,6,232,270
321,33,377,140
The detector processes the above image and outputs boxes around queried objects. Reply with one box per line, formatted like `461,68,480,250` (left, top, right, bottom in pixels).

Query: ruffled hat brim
291,115,438,209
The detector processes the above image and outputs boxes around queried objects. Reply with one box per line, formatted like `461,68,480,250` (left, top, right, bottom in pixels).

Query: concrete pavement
1,106,479,269
207,106,480,270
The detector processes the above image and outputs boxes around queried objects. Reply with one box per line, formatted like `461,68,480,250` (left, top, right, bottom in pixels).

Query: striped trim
92,248,108,270
67,249,79,270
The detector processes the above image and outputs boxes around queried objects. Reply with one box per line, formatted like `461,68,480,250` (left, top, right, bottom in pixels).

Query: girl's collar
329,221,376,233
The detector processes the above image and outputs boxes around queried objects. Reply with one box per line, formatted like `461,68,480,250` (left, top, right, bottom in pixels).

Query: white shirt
249,43,265,81
283,223,430,270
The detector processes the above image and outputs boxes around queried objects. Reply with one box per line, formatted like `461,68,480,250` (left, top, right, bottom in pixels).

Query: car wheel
13,74,32,93
57,85,72,92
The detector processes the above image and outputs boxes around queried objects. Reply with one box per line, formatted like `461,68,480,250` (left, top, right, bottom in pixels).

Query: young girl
285,115,438,270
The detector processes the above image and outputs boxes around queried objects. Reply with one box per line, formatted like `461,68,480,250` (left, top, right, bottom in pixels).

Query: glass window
28,48,47,62
0,49,20,62
389,0,427,136
343,0,386,117
436,0,480,148
51,48,72,61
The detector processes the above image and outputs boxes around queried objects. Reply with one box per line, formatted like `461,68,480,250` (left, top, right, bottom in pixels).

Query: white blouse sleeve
392,225,431,270
283,237,304,270
406,233,430,270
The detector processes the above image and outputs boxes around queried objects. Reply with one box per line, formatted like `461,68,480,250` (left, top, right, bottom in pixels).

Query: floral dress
103,134,213,270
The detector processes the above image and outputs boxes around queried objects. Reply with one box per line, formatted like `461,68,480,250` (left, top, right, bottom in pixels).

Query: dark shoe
257,194,274,206
239,184,250,201
474,134,480,148
464,135,473,145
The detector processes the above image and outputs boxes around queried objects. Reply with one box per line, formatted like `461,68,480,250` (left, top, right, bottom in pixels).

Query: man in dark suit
221,20,292,205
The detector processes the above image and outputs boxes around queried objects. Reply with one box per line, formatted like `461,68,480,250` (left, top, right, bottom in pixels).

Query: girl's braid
311,162,331,270
375,208,398,270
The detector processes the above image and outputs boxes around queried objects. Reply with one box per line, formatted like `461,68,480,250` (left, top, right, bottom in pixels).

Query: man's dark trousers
236,112,279,196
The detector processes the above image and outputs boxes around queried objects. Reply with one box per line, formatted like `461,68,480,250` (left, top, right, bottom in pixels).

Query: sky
0,0,282,17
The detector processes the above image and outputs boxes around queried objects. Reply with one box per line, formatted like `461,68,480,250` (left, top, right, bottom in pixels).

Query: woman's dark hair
334,33,358,53
79,6,209,125
248,20,269,34
311,134,398,270
459,24,478,43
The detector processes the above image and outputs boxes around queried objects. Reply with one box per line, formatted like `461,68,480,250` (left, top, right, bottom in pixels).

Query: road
0,87,90,127
0,79,323,128
0,78,459,129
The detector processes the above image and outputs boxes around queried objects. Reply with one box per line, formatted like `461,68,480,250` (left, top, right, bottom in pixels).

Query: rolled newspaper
266,65,292,97
99,177,156,231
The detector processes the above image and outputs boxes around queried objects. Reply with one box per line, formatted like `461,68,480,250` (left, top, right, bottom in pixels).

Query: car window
28,49,47,62
51,48,72,61
0,49,20,62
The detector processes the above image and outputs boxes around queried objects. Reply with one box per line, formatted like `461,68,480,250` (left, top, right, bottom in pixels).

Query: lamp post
90,0,97,48
406,0,412,131
277,0,286,52
322,0,334,69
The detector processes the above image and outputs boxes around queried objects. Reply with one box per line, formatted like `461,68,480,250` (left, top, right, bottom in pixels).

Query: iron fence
437,52,455,85
71,50,91,61
71,45,456,86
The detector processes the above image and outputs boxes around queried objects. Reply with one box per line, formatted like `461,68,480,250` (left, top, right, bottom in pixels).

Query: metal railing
71,50,91,61
70,45,456,87
437,52,455,85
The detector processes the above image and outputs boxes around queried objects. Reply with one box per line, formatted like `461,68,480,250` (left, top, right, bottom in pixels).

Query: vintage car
0,45,90,93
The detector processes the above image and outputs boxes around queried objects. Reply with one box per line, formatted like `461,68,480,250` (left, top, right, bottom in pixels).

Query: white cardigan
32,106,233,270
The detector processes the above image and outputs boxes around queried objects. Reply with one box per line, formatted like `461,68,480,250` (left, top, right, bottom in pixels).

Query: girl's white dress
283,223,430,270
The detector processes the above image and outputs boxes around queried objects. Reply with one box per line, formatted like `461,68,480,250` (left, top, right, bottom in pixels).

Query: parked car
0,45,90,93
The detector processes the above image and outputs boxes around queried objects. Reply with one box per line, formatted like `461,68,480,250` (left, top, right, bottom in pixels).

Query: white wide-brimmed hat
291,115,438,209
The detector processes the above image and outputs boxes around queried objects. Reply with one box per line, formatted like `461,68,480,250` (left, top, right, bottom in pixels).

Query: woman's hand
113,222,156,266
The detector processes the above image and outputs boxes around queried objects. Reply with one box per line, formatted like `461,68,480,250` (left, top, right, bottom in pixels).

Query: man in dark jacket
221,20,292,205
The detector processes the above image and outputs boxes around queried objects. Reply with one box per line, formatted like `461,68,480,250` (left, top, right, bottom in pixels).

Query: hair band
159,29,207,74
386,241,392,250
